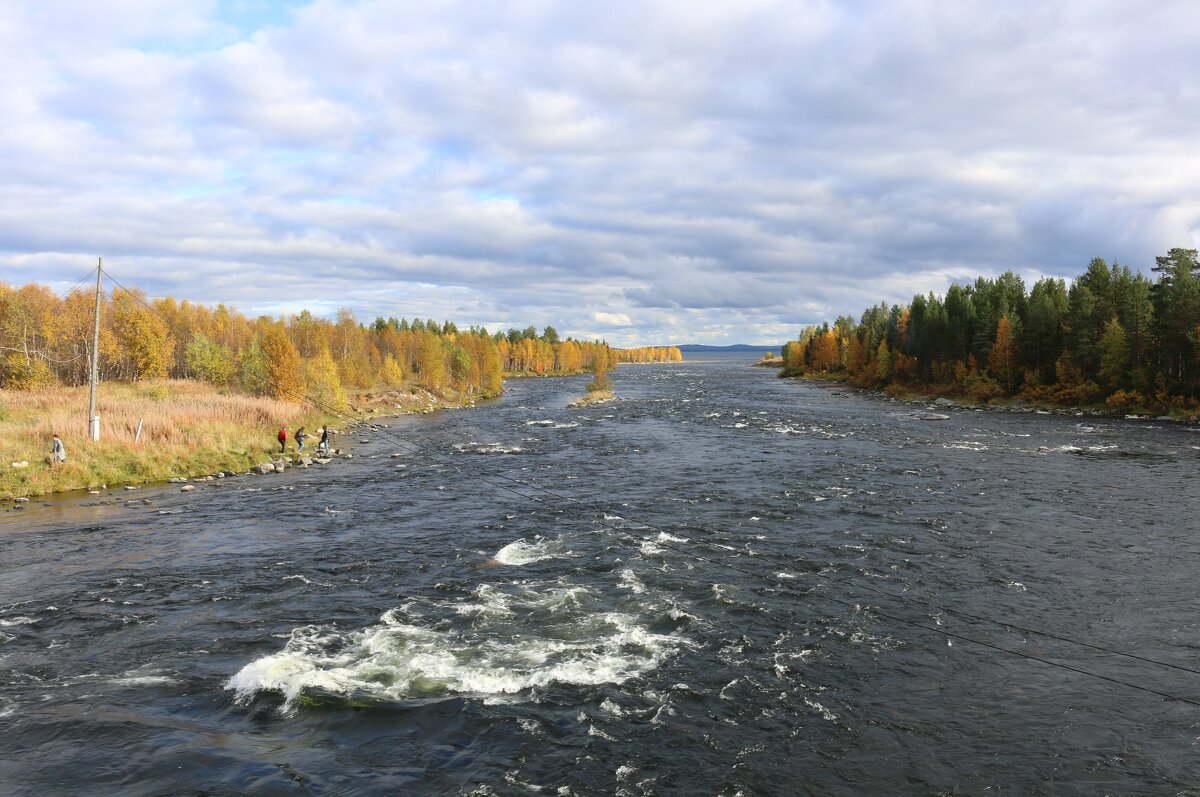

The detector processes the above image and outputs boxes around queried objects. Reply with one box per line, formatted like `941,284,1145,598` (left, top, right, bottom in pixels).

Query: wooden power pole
87,258,102,441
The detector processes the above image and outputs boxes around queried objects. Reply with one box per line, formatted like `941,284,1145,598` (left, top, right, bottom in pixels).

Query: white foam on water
803,696,839,722
0,616,36,627
587,724,617,740
656,532,688,543
494,537,567,566
638,540,663,557
225,593,683,708
600,697,625,716
109,674,178,686
282,575,332,587
618,569,645,594
456,442,525,454
944,441,989,451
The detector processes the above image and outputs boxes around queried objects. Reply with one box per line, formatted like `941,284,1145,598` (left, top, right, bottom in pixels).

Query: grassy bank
0,381,336,499
0,380,478,500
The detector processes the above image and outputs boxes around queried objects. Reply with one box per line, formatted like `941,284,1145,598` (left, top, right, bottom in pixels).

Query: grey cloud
1,0,1198,346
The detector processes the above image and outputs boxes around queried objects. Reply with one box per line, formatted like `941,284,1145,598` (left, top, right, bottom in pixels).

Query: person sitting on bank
277,426,288,453
51,434,66,466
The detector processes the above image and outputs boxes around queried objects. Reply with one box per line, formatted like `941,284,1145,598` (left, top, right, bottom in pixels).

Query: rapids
2,353,1198,794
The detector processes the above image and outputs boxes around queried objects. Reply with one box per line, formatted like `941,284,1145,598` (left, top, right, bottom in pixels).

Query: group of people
47,424,332,469
276,424,330,455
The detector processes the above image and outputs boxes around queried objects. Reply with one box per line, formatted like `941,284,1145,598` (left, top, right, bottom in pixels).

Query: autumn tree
110,291,173,381
186,333,236,385
259,325,305,401
306,347,348,411
987,315,1018,392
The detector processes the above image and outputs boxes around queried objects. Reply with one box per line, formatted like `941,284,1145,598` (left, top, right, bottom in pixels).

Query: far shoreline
771,365,1200,425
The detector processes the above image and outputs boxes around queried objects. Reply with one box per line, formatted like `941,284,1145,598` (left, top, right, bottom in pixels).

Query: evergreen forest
781,248,1200,412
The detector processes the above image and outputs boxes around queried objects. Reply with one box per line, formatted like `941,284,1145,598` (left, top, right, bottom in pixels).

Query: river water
2,354,1199,795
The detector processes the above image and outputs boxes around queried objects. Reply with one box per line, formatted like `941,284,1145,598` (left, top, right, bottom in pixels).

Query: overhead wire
0,265,99,366
101,267,1200,706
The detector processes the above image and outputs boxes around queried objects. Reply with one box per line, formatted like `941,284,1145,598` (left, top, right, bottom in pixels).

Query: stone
390,453,405,458
180,485,196,492
13,497,28,503
917,413,950,420
257,462,276,474
124,485,138,491
300,457,313,466
933,397,955,407
345,453,354,459
315,458,331,465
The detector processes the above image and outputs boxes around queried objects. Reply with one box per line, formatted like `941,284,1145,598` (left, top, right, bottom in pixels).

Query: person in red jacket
277,425,288,453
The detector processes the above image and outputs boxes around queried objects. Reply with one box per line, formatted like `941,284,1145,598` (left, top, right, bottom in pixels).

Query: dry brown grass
0,380,328,499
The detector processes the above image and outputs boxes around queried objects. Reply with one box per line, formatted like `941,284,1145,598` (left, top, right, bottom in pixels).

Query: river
2,353,1199,795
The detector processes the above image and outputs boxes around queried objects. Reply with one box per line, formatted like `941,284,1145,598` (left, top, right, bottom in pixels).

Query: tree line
0,283,627,409
781,247,1200,411
613,345,684,364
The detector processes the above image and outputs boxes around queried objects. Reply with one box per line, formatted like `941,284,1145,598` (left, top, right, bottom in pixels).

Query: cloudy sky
3,1,1198,345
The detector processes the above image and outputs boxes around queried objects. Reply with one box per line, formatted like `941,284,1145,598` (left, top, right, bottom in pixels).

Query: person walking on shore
51,434,66,466
277,426,288,454
295,426,306,453
318,425,330,454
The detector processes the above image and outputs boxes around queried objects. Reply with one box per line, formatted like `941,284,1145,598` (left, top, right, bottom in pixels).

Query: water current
2,353,1199,795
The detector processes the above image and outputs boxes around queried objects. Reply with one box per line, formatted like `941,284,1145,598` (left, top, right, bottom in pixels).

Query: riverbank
0,380,475,500
779,369,1200,423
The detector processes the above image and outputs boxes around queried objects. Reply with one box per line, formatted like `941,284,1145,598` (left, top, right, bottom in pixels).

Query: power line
101,268,1200,706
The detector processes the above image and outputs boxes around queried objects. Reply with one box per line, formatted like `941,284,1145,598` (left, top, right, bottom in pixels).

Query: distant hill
673,344,785,353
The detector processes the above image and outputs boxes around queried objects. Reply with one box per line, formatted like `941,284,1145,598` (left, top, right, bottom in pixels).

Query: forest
0,281,663,409
781,248,1200,412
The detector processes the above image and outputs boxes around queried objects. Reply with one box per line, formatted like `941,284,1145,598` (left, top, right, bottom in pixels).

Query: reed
0,380,331,499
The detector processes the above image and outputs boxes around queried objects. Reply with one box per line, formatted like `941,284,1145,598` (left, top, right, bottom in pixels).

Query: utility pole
87,258,102,442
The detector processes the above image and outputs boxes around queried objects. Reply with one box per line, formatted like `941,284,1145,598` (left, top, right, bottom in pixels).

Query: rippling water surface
3,354,1200,795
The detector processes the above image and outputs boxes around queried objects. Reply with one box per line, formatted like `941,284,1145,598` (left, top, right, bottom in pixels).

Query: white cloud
1,0,1198,345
